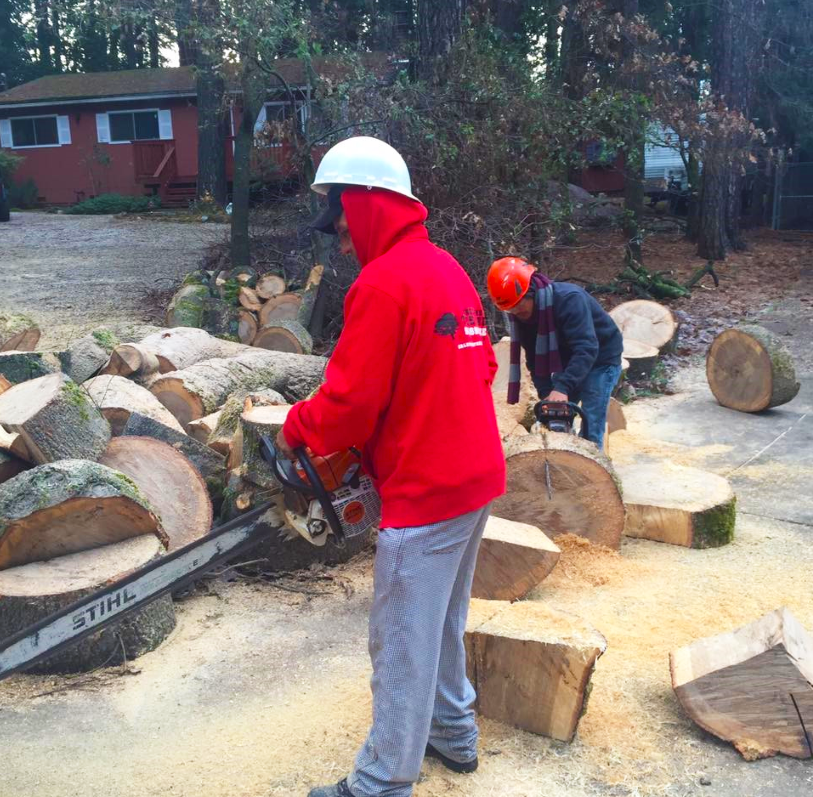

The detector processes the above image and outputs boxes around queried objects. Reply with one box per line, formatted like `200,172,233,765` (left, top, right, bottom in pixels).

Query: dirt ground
0,214,812,797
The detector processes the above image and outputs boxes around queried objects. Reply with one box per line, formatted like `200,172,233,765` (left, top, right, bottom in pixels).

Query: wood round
706,328,773,412
610,300,677,351
255,274,286,299
491,433,625,549
100,436,213,551
258,294,303,326
237,310,259,344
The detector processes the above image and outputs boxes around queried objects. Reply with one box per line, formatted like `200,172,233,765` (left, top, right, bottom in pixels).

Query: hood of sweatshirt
341,187,429,267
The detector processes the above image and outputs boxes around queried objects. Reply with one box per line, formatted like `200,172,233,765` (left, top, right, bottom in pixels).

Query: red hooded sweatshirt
282,187,506,528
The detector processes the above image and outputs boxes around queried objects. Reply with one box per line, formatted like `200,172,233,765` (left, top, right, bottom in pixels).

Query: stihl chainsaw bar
0,501,276,682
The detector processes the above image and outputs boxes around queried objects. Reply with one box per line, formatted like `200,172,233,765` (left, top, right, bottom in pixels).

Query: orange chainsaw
260,437,381,547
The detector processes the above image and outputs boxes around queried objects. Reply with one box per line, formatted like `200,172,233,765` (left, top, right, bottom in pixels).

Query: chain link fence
772,162,813,231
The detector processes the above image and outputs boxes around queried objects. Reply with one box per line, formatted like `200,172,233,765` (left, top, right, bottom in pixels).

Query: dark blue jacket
516,282,623,397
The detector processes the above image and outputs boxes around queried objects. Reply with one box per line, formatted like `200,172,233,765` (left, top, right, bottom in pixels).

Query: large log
258,293,303,326
187,410,223,444
208,388,286,458
622,338,659,380
0,351,61,385
296,265,324,329
239,405,292,488
492,431,625,549
99,343,161,380
0,536,175,674
124,327,248,374
465,598,607,741
0,451,28,484
150,349,326,427
58,328,120,384
83,375,186,436
0,459,168,570
471,516,560,601
165,284,210,328
253,320,313,355
670,607,813,760
706,325,800,412
100,437,213,551
619,462,736,548
202,296,240,339
0,373,111,464
0,314,40,352
609,300,678,352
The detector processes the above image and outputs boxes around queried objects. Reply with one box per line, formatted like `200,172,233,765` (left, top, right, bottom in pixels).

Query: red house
0,55,390,207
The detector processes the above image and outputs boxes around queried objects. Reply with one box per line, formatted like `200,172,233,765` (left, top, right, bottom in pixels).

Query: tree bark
175,0,198,66
417,0,467,83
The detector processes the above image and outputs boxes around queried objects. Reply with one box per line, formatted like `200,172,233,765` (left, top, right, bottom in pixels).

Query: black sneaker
307,778,354,797
425,743,478,774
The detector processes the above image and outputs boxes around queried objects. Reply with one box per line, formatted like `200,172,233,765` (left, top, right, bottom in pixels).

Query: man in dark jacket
486,257,623,447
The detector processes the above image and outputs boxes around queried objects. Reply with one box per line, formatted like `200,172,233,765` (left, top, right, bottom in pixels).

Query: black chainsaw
533,400,590,440
0,443,380,682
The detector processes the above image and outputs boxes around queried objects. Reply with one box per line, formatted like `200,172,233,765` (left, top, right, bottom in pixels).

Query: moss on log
0,351,61,385
165,284,210,328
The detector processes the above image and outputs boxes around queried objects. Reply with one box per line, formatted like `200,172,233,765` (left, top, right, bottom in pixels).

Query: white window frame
6,114,64,149
104,108,166,145
260,100,310,147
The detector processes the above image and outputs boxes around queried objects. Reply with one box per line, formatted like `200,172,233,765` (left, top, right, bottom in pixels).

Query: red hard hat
487,257,537,310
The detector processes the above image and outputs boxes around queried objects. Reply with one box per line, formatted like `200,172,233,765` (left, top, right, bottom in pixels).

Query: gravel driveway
0,212,226,349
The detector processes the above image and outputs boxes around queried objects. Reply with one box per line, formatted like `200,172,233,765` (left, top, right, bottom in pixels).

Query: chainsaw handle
534,400,590,441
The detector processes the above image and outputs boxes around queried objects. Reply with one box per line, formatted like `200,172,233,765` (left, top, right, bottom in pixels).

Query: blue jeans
534,362,622,449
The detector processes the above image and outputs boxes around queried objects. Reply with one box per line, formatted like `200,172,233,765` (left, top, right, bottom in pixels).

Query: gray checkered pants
346,503,491,797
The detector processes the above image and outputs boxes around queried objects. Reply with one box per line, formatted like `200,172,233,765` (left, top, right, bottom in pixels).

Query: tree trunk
34,0,52,71
124,327,248,373
0,351,60,385
544,0,560,80
148,16,160,68
175,0,197,66
417,0,466,82
697,154,729,259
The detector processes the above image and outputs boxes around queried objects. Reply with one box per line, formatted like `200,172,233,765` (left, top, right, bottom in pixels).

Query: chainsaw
0,443,380,682
532,400,590,439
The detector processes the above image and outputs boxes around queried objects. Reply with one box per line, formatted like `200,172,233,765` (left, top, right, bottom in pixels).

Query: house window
10,116,58,147
109,110,160,142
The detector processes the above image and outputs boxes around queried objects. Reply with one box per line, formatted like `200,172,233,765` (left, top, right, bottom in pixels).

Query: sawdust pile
550,533,644,587
608,426,732,468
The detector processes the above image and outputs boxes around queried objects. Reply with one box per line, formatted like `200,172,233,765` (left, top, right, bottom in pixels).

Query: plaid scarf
507,272,562,404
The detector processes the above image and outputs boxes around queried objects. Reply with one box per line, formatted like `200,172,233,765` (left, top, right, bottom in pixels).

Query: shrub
8,177,39,209
66,193,161,215
0,150,23,183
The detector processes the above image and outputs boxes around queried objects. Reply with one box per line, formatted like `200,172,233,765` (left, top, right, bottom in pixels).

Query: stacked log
84,375,185,435
0,351,61,385
58,328,119,384
0,314,40,352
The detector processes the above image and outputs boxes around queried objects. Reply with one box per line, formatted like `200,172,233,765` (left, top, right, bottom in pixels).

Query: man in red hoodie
275,137,506,797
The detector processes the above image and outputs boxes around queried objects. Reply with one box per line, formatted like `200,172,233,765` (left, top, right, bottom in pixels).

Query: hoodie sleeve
282,283,402,455
551,289,599,396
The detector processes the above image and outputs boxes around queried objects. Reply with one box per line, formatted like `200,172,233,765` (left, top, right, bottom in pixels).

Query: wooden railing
133,140,177,181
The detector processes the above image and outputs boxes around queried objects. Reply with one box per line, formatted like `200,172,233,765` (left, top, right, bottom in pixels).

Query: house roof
0,54,394,108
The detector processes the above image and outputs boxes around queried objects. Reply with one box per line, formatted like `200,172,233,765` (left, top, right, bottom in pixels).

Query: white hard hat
311,136,418,201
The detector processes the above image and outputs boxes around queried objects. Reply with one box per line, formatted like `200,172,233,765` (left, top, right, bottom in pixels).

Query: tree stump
0,460,168,570
58,328,119,384
258,294,303,326
0,314,40,352
670,607,813,760
0,373,111,464
0,536,176,674
610,300,679,352
618,462,736,548
84,375,186,436
622,339,659,380
706,325,800,412
99,437,213,551
471,516,560,601
165,284,210,328
237,310,259,344
255,273,286,300
150,350,326,427
0,351,61,385
465,598,607,741
492,431,625,549
253,320,313,355
240,405,292,488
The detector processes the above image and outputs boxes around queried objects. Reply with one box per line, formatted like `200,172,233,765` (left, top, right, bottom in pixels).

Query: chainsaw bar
0,501,277,682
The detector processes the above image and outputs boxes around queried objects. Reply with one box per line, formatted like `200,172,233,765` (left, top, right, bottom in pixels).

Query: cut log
471,516,560,601
622,338,659,380
233,267,259,288
253,319,314,355
58,328,120,384
0,451,28,484
670,607,813,760
202,296,240,339
150,349,326,427
258,293,303,326
238,287,263,312
0,375,10,395
465,599,607,741
606,397,626,435
0,536,175,674
491,431,625,549
0,428,31,463
706,325,801,413
99,343,161,379
133,327,248,373
0,351,61,385
239,404,292,487
619,462,736,548
0,373,111,464
0,314,40,352
610,300,678,352
165,283,210,328
491,337,537,439
237,310,259,344
255,273,286,300
208,388,285,457
296,265,324,329
0,459,168,570
100,437,212,551
187,409,223,444
83,375,186,436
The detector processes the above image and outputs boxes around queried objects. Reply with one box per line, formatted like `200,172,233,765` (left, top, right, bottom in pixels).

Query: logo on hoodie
433,313,459,338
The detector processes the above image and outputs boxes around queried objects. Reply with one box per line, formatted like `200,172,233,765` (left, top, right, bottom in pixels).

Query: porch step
162,179,198,208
